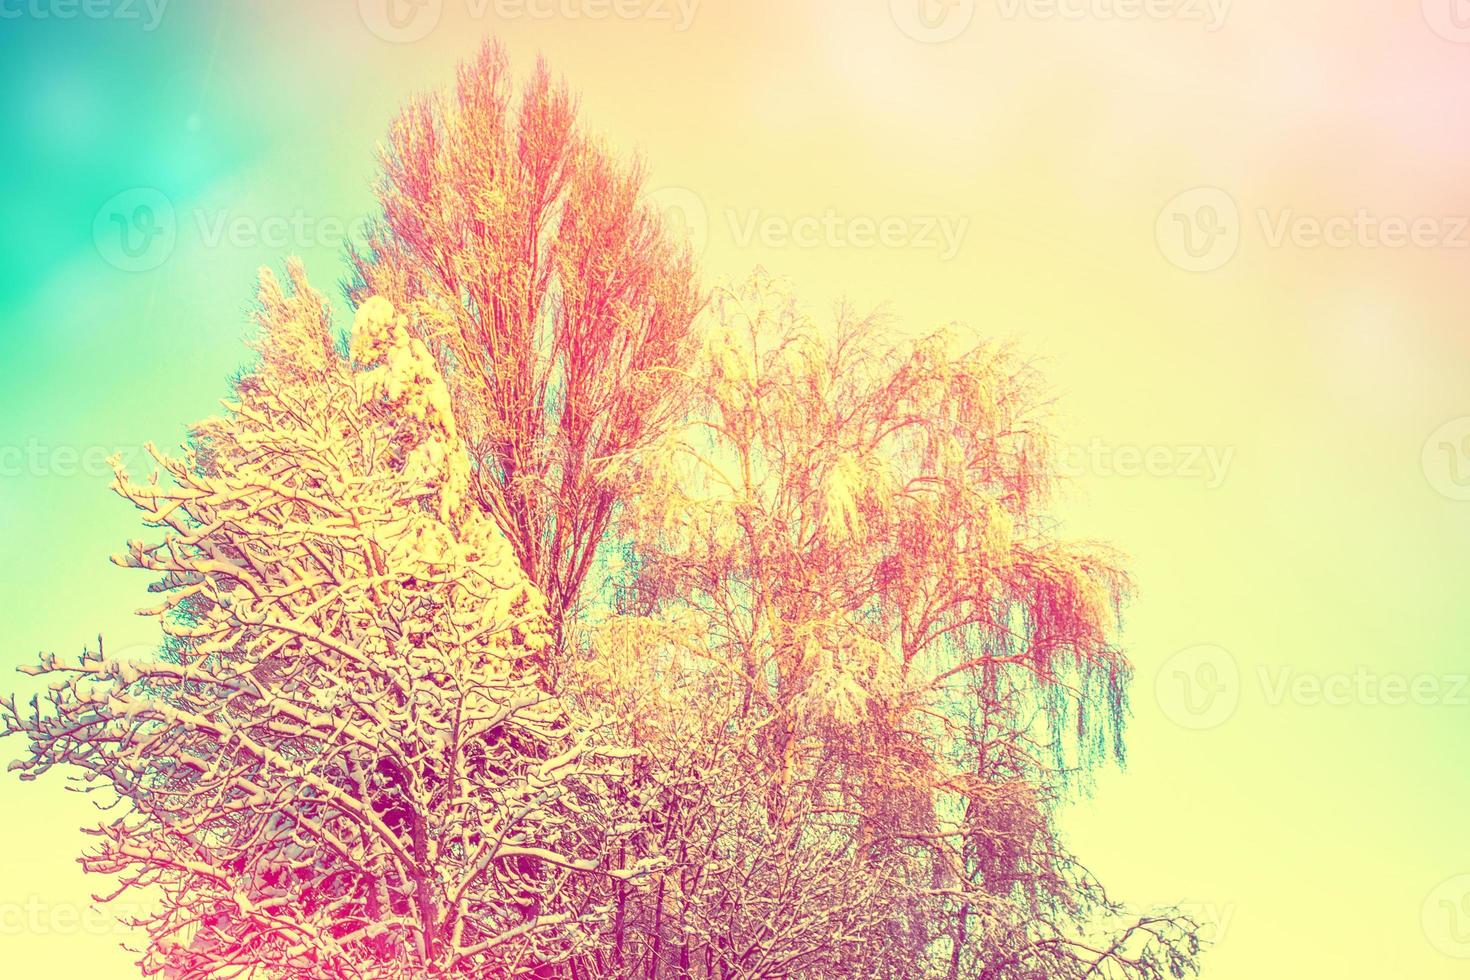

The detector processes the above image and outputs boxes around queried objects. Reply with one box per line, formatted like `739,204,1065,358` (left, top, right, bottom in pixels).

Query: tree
577,272,1203,978
347,41,702,656
3,265,650,978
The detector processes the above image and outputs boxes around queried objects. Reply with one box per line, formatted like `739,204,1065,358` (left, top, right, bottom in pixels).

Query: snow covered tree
3,265,651,978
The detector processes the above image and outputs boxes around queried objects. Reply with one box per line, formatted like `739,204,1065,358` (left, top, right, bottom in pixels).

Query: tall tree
347,41,702,654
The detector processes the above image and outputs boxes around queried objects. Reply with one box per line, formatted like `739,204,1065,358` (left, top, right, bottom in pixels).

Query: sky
1,1,1469,976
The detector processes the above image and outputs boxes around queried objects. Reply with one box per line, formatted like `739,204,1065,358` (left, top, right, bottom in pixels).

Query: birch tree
587,272,1204,978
